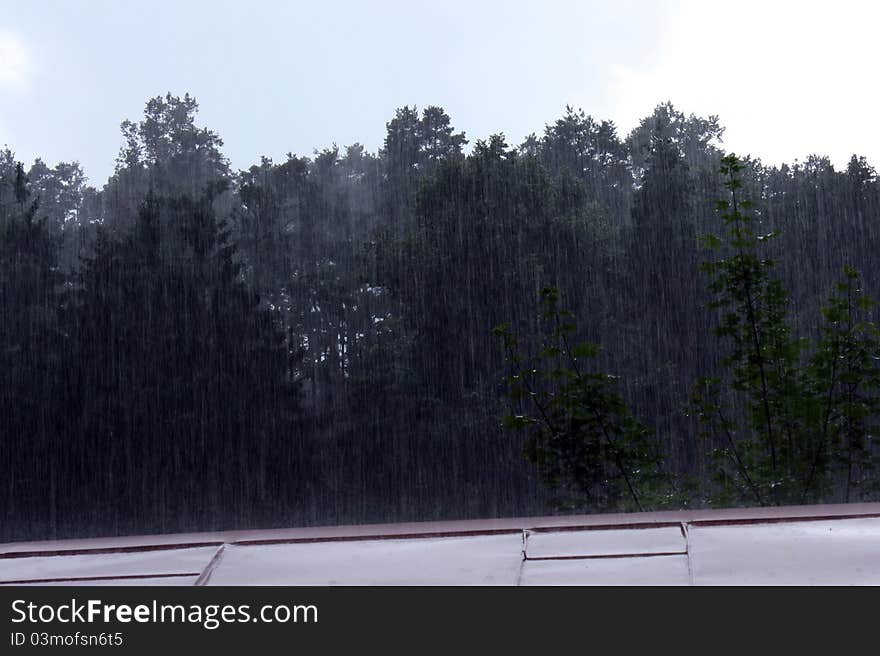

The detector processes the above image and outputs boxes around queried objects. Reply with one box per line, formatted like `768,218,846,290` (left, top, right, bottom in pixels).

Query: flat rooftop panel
520,555,690,586
525,526,685,559
206,534,524,586
689,517,880,585
0,547,218,585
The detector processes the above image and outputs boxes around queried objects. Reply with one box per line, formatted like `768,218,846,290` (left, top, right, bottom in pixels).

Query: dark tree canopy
1,95,879,541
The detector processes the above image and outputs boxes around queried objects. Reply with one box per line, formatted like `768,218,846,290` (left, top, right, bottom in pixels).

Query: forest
1,94,878,541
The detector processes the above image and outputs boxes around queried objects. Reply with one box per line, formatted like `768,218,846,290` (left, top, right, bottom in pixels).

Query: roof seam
195,543,228,586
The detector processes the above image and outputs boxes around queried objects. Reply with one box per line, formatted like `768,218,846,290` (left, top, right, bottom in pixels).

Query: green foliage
800,268,880,501
496,150,880,513
496,287,680,512
694,154,880,506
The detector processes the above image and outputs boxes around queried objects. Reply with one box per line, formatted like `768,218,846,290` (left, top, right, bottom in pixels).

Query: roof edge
3,502,880,558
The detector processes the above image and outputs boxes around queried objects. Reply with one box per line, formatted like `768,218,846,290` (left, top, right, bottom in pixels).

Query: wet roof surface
2,503,879,586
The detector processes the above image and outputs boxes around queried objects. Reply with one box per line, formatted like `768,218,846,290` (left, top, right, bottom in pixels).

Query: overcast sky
1,0,877,185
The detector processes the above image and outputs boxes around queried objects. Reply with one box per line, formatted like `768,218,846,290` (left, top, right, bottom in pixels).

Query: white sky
0,28,29,90
601,0,880,169
0,0,877,185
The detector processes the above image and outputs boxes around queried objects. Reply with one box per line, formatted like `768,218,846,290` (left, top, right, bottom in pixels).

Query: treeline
1,95,878,540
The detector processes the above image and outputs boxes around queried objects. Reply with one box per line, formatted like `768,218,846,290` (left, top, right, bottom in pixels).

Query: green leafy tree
105,93,232,230
496,287,678,512
693,154,808,505
800,268,880,502
380,105,466,231
694,155,880,506
627,102,725,185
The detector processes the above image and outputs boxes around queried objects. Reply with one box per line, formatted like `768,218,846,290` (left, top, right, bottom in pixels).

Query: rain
2,8,879,543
